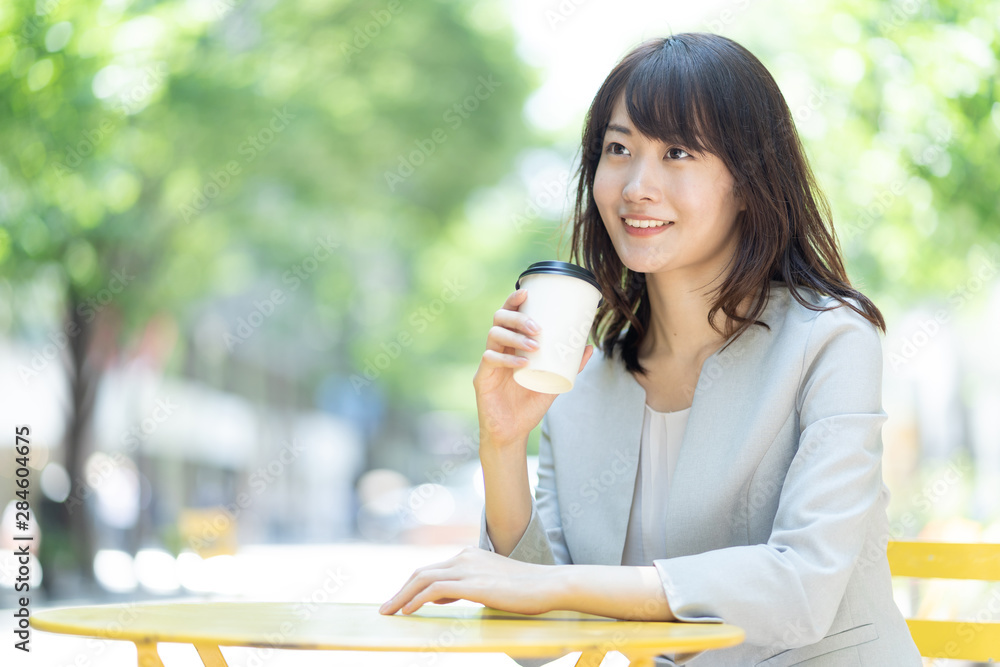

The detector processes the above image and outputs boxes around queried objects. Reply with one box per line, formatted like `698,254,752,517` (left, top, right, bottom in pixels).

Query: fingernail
526,320,541,333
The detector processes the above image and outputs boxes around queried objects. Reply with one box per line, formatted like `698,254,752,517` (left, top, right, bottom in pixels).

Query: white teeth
623,218,670,228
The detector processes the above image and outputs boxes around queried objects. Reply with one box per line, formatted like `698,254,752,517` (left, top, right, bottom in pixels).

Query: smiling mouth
622,217,673,228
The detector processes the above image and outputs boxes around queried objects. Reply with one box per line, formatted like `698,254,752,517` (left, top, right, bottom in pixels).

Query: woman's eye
603,143,689,159
605,142,628,156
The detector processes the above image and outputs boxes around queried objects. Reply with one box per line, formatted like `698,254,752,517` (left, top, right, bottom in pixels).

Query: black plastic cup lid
516,261,603,304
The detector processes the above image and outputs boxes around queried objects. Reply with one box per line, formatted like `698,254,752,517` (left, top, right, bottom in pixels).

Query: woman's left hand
379,546,560,616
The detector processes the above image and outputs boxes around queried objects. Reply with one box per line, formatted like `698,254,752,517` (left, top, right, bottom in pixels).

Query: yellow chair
177,506,239,558
887,540,1000,662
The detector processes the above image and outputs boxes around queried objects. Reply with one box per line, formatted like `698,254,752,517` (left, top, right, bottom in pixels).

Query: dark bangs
583,37,739,168
618,41,724,159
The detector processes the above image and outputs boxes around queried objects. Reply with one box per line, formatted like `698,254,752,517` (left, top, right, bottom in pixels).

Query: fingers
482,322,539,371
477,290,544,374
487,289,542,354
501,287,529,312
399,580,462,615
379,567,456,615
481,348,530,370
379,564,433,615
488,324,541,354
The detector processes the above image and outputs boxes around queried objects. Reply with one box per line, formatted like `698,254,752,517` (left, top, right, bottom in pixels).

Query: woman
380,33,922,667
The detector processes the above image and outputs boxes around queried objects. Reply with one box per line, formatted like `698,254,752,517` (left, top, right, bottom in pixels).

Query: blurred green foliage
2,0,999,422
725,0,1000,308
1,0,539,410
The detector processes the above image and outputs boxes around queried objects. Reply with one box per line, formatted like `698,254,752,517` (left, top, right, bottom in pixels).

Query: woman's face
593,93,745,279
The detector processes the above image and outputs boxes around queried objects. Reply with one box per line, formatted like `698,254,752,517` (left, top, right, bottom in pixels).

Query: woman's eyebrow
606,123,632,136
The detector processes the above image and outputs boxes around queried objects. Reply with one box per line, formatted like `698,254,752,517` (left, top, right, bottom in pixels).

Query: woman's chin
621,255,674,276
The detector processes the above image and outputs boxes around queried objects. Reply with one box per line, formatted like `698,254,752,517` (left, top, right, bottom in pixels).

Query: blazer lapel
562,282,788,565
561,345,646,566
662,289,787,557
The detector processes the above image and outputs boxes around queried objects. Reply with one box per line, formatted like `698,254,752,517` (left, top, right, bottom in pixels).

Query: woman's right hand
473,288,594,451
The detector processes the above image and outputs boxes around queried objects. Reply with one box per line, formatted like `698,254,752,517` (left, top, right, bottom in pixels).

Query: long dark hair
560,33,885,377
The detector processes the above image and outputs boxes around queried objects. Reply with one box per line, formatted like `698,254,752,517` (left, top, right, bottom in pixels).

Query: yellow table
31,601,745,667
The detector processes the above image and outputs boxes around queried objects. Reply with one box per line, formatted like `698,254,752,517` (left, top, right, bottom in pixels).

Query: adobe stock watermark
223,234,339,351
30,602,145,666
179,107,297,223
790,84,830,125
340,0,408,62
726,413,847,540
887,246,998,370
223,289,286,352
840,121,952,244
878,0,926,35
555,446,636,536
399,608,476,667
384,75,501,191
703,0,754,32
545,0,592,30
855,457,971,573
184,439,306,554
212,0,245,19
395,432,482,524
349,277,467,392
17,268,135,385
293,566,351,619
511,171,571,233
66,397,180,515
53,64,170,178
16,0,64,45
233,567,351,666
554,316,596,364
677,320,761,402
925,585,1000,664
181,559,351,666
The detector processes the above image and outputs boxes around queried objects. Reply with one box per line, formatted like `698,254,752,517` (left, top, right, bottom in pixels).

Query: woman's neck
639,273,753,364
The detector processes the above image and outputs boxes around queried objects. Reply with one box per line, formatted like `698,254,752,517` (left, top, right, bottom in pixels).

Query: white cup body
512,272,602,394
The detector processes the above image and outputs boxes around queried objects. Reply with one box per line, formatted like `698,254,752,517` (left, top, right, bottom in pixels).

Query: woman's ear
734,185,747,213
734,205,747,227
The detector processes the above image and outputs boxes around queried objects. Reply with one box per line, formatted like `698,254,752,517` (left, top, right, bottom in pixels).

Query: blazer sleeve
651,303,888,649
479,411,574,565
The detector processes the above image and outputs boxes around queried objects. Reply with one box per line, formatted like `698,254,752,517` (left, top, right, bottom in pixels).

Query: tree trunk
61,289,101,594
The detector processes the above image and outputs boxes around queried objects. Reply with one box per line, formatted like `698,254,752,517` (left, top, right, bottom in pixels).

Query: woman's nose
621,162,661,202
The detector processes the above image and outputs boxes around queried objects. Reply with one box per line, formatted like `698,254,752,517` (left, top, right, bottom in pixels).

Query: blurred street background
2,0,999,665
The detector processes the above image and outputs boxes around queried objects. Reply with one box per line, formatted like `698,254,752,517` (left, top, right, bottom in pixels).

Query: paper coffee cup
512,261,603,394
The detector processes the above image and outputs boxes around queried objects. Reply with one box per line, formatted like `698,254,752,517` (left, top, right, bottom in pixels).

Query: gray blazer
479,280,922,666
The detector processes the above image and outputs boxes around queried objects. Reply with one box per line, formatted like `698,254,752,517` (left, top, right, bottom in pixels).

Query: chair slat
887,541,1000,580
906,620,1000,662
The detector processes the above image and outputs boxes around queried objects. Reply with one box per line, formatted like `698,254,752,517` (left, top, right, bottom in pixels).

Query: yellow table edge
30,600,745,660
